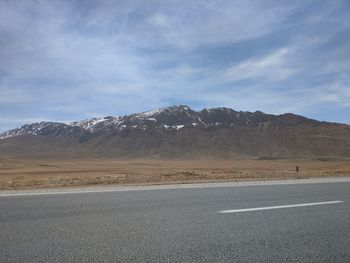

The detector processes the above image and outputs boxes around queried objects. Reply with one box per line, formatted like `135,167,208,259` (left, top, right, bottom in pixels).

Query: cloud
224,48,296,82
308,81,350,107
149,14,171,28
130,0,300,49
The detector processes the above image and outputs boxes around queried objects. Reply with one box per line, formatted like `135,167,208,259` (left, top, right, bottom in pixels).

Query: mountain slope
0,105,349,158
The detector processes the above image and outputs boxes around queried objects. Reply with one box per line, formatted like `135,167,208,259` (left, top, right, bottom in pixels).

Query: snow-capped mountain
70,105,202,133
0,122,81,139
0,105,317,139
0,105,349,158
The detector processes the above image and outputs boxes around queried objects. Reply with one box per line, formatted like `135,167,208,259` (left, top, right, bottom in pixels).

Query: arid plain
1,157,349,190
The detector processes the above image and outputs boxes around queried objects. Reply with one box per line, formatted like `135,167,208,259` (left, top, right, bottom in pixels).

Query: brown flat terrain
0,157,349,190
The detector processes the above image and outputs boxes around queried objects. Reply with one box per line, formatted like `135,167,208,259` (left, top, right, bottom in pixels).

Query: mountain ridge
0,105,334,139
0,105,349,159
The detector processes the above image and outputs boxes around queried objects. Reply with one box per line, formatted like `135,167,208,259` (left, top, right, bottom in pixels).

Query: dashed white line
219,200,344,214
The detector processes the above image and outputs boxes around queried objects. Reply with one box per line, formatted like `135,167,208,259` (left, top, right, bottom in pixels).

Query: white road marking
219,200,344,213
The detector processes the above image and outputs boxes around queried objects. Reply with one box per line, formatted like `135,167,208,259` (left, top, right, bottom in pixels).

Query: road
1,178,350,262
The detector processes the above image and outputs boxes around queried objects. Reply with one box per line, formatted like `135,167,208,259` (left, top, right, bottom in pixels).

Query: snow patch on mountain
175,125,185,130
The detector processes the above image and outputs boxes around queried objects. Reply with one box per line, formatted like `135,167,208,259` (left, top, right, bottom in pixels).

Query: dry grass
0,157,350,190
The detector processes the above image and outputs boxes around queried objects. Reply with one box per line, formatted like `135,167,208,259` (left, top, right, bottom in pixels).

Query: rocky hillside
1,105,349,158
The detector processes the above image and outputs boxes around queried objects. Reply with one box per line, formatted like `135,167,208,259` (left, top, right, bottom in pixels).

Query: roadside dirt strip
1,177,350,197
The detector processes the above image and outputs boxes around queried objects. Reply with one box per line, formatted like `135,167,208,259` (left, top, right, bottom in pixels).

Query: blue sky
0,0,349,131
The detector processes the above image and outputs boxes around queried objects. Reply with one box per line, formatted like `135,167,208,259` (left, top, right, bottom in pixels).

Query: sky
0,0,349,131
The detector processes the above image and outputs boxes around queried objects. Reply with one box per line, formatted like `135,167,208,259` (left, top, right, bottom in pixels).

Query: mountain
1,105,349,158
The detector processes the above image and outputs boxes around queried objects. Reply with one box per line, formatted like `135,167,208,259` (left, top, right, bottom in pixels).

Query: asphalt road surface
1,178,350,262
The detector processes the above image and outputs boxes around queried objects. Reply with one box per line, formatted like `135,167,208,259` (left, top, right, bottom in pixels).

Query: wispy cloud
308,81,350,107
224,48,295,82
